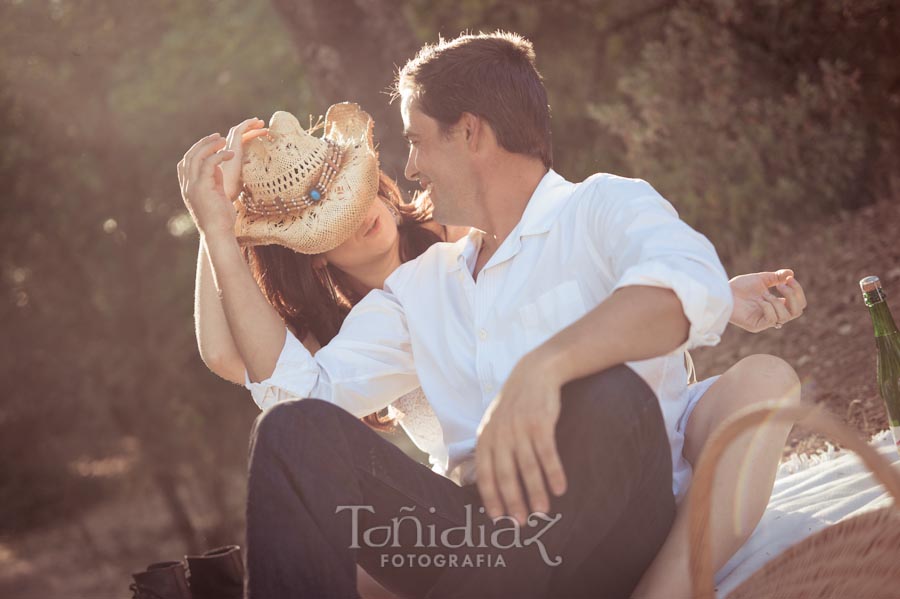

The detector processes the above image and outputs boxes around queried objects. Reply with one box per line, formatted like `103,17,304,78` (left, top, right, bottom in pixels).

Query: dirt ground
692,194,900,457
3,194,898,598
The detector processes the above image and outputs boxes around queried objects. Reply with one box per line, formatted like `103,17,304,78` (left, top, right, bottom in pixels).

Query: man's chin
433,213,462,228
432,203,463,228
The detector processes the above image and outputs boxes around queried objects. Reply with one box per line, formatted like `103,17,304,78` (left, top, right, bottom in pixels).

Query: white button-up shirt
245,170,733,499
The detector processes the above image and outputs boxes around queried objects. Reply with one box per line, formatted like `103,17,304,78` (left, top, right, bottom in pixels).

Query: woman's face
322,195,399,271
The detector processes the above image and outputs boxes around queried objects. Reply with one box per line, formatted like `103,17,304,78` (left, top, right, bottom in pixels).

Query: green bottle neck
865,292,899,337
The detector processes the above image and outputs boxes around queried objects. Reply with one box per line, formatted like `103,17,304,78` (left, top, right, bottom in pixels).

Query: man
244,32,733,597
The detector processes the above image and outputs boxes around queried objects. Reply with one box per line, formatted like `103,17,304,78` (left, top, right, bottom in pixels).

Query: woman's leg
631,354,801,599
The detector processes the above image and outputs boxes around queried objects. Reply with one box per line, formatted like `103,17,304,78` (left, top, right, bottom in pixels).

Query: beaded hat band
236,139,344,216
233,103,379,255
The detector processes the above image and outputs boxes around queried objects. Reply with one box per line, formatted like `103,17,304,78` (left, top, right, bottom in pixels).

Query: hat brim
324,102,376,149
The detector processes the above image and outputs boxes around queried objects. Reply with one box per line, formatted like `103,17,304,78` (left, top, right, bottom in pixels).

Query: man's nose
404,148,418,183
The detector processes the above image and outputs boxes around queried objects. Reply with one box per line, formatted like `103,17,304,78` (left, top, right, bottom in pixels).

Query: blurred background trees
1,0,898,592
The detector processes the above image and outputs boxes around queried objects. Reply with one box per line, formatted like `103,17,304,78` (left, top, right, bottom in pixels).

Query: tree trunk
153,468,201,555
270,0,419,184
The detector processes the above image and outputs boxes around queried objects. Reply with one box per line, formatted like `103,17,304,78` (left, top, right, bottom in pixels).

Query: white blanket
714,430,900,597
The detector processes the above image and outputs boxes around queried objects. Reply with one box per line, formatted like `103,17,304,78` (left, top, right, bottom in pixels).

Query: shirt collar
449,169,574,273
516,169,573,237
453,228,482,273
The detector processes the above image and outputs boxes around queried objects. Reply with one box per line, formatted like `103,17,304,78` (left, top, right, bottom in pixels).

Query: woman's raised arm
194,237,246,385
200,228,288,383
195,233,323,386
178,120,292,384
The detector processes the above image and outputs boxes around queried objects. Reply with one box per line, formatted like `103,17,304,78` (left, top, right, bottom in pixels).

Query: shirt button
478,329,488,340
484,383,494,394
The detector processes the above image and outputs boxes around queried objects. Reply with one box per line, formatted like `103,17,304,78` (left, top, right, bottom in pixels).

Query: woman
178,107,805,598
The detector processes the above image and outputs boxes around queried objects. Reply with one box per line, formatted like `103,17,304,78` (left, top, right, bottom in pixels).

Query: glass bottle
860,275,900,455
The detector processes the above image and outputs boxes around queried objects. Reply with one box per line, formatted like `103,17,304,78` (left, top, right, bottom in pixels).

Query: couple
179,32,805,598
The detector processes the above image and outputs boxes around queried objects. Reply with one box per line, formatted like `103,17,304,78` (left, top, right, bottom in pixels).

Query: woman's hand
221,117,268,201
176,119,268,239
729,269,807,333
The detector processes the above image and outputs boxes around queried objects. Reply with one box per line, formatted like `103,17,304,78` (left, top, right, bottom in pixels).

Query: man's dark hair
394,31,553,168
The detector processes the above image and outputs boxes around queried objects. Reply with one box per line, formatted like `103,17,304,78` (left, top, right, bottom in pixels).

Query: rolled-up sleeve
243,288,420,416
244,328,316,411
590,175,733,352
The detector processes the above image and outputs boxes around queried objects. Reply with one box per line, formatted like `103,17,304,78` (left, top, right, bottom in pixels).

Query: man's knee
556,365,673,503
555,364,667,466
251,398,338,445
559,365,657,425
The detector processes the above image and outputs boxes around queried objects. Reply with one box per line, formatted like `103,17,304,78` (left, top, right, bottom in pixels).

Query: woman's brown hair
241,171,443,431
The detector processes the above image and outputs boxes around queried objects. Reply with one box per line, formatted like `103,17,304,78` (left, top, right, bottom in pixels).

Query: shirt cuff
243,328,319,411
611,259,732,353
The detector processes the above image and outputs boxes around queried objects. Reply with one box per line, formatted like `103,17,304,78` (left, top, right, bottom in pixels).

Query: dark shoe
187,544,244,599
130,560,192,599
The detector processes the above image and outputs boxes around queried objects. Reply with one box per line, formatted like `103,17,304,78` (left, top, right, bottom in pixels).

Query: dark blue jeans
245,365,675,599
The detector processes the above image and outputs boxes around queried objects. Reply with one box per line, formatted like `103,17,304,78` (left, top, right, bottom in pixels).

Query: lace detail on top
684,350,698,384
387,388,447,475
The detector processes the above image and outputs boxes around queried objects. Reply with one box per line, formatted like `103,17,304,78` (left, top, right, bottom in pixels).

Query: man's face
401,95,473,226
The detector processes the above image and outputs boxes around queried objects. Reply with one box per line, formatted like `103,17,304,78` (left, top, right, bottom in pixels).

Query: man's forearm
533,285,690,387
202,231,287,383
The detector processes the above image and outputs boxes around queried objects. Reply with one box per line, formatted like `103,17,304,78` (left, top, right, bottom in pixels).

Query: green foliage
403,0,676,177
110,1,312,168
0,0,300,536
589,1,897,261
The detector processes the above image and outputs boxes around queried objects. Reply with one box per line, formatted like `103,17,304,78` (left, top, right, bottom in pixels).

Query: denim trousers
245,365,676,599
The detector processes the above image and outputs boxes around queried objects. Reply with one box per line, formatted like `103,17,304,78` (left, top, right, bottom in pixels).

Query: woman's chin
363,226,398,256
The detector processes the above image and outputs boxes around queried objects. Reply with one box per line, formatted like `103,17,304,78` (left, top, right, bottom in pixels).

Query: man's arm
475,175,733,524
475,285,690,524
535,285,689,385
238,281,421,415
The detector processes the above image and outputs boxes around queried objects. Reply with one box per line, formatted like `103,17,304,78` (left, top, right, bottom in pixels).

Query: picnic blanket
714,430,900,597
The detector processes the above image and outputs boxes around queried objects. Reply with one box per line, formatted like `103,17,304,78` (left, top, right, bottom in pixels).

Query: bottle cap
860,275,882,294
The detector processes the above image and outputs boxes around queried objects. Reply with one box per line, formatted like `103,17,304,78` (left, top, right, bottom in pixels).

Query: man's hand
475,351,568,526
729,269,807,333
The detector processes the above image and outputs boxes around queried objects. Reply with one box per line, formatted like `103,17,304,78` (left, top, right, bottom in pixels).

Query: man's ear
459,112,487,150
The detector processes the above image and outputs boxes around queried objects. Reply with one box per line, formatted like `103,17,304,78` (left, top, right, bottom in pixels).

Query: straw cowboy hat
234,102,379,254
